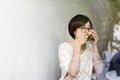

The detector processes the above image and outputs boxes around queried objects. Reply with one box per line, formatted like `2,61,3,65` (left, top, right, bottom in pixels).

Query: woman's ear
74,30,76,35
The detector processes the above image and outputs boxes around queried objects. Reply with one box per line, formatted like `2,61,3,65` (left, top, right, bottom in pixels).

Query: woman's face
74,21,91,38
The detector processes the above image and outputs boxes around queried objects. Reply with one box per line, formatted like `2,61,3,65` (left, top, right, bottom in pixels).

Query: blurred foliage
110,0,120,11
109,0,120,23
109,0,120,50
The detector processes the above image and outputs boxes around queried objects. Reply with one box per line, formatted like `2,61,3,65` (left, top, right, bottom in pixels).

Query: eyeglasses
80,27,94,32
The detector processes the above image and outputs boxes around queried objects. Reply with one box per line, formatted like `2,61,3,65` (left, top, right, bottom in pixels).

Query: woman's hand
90,29,99,46
74,28,88,45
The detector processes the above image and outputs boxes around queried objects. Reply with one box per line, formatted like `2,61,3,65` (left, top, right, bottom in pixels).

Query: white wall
0,0,94,80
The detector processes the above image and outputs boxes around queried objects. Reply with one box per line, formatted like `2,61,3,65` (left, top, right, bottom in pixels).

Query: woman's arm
93,45,102,61
90,29,103,73
67,45,81,78
93,44,103,74
90,29,102,61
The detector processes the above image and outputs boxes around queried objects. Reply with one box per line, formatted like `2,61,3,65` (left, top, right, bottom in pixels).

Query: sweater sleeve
58,43,72,79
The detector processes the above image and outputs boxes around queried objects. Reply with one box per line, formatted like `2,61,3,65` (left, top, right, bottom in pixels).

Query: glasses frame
80,27,94,32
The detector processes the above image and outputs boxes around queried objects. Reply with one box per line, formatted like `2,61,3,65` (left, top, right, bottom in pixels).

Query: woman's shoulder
58,41,73,50
59,40,73,46
58,41,73,56
59,42,68,48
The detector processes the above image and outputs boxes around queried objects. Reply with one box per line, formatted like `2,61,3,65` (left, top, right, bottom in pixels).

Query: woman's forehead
83,22,91,28
85,21,90,26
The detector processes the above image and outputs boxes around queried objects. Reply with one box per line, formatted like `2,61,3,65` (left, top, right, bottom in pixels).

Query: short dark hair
68,14,93,39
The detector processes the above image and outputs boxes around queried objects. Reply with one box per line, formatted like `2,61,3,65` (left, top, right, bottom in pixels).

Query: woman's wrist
93,43,97,47
93,45,97,47
93,44,98,53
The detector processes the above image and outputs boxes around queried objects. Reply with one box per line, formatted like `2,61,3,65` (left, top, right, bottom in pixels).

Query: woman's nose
86,29,89,32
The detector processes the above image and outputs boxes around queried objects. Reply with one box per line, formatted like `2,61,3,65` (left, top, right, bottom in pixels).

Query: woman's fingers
90,30,99,40
92,33,98,39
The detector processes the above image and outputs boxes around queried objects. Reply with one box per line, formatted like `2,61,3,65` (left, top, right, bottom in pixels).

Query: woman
58,14,102,80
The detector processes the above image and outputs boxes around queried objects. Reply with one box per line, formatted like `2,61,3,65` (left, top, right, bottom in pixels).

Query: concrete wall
86,0,113,52
0,0,113,80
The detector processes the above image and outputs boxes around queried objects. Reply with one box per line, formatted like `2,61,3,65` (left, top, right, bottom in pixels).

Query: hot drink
87,34,95,41
86,32,95,41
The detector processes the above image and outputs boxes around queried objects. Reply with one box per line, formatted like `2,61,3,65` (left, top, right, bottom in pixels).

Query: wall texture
0,0,113,80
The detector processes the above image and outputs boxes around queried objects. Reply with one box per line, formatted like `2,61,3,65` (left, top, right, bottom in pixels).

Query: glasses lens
80,27,94,32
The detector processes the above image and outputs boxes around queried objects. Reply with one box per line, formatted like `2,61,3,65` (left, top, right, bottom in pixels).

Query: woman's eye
82,27,85,29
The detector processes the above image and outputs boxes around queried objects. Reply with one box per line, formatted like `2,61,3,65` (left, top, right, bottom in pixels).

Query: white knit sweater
58,42,94,80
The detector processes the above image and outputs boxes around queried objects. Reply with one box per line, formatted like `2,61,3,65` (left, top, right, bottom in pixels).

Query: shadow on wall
83,0,114,53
